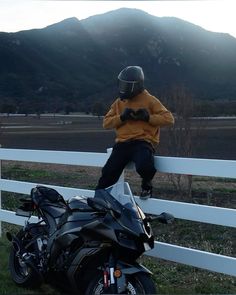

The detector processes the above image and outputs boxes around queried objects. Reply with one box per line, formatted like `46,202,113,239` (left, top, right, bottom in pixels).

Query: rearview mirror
146,212,174,224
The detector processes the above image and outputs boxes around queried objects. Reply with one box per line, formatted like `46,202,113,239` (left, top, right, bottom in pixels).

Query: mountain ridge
0,8,235,114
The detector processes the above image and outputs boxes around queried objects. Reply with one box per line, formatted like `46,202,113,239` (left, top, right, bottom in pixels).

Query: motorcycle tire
8,229,43,288
84,271,157,295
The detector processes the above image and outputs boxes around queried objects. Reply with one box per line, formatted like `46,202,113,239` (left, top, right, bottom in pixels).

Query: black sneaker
140,189,152,200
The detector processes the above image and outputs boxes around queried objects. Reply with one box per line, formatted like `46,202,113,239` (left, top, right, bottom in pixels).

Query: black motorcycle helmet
118,66,144,99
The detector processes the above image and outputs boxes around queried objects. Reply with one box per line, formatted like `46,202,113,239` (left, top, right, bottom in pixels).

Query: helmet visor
118,79,136,94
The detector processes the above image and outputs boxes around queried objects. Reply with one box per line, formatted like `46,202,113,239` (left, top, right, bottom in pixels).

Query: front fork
103,265,115,290
103,256,126,294
102,256,152,293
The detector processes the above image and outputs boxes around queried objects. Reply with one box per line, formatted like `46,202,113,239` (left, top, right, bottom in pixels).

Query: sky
0,0,236,38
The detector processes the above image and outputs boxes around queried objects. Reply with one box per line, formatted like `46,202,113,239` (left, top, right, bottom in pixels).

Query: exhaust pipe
6,232,13,242
6,232,21,253
12,240,21,253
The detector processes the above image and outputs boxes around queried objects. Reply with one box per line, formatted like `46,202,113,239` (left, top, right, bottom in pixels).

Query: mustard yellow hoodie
103,90,174,146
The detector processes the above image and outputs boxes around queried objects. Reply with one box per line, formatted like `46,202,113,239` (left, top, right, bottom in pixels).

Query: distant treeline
192,100,236,117
0,97,235,117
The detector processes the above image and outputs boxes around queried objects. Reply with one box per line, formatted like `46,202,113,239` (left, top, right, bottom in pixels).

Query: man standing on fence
95,66,174,199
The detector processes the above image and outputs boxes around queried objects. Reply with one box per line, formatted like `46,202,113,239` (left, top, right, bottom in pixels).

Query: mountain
0,8,236,114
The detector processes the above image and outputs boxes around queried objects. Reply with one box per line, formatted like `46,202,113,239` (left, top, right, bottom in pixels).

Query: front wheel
85,271,157,295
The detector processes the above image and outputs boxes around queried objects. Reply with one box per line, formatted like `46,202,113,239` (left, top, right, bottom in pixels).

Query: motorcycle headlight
115,230,137,249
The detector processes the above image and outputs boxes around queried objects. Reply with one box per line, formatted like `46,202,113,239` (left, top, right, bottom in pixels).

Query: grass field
0,162,236,294
0,114,236,159
1,235,236,295
0,115,236,293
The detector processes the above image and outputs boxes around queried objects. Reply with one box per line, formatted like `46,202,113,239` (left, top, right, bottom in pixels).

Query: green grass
141,256,236,294
2,164,79,187
2,163,98,192
193,176,236,183
0,237,57,294
1,236,236,294
1,163,236,293
213,187,236,194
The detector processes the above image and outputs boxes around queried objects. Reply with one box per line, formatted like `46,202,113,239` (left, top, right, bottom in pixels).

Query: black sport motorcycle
7,182,173,294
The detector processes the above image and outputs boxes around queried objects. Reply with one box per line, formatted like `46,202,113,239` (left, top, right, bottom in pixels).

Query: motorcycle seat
67,196,94,212
44,206,67,218
31,186,67,207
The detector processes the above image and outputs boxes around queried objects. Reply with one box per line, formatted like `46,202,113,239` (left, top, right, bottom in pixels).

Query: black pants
96,140,156,190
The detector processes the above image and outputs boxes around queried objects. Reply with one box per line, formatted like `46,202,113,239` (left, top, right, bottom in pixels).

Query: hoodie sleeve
103,100,123,129
149,97,175,127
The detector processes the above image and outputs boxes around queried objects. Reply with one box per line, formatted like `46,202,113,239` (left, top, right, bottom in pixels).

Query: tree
92,101,106,118
163,84,207,199
0,102,17,116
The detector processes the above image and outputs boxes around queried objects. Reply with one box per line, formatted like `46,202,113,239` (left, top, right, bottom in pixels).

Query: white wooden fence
0,148,236,277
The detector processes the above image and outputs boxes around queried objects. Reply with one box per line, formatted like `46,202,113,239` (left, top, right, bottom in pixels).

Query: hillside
0,8,236,114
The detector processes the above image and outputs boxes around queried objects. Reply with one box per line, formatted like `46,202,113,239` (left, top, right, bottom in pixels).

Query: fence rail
0,148,236,276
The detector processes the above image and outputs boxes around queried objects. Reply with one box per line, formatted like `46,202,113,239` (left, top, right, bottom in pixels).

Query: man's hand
134,108,150,122
120,108,136,122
